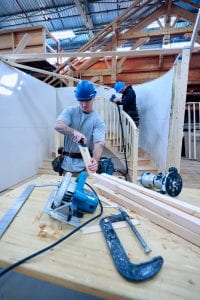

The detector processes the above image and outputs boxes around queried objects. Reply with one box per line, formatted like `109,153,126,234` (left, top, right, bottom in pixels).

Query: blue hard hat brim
76,90,96,101
77,98,93,101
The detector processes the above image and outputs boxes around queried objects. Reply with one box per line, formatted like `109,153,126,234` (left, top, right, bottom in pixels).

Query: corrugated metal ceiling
0,0,199,50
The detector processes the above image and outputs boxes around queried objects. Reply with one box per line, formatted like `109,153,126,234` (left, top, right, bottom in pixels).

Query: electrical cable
115,105,129,180
0,182,103,278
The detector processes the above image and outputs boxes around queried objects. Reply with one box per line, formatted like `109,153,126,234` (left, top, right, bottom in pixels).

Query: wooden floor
180,158,200,189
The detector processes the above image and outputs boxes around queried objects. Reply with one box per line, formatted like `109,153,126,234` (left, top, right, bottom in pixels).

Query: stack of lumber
91,173,200,247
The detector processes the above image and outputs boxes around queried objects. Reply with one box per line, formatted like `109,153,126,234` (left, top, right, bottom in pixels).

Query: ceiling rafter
118,26,194,40
74,0,95,38
76,5,167,71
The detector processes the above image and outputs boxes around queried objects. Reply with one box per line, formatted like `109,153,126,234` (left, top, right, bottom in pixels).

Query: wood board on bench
0,174,199,300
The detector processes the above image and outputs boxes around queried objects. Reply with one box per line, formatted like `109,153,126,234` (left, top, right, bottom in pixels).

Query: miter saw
44,171,99,227
140,167,182,197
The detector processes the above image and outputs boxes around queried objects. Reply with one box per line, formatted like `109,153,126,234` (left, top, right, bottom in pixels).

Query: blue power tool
44,171,98,226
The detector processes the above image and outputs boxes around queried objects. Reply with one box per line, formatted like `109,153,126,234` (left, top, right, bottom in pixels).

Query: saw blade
53,172,72,208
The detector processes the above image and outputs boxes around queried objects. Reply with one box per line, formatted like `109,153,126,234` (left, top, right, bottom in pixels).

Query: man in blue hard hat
112,81,139,127
55,80,105,174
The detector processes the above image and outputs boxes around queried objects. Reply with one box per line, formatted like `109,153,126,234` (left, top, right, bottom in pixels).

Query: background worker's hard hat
75,80,96,101
114,81,125,93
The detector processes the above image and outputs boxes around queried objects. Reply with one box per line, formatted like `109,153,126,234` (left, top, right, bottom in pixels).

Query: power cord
115,105,129,180
0,182,103,278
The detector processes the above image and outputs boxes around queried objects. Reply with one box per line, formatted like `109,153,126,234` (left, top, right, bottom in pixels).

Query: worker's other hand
73,130,86,144
109,94,116,102
88,158,98,173
113,98,121,105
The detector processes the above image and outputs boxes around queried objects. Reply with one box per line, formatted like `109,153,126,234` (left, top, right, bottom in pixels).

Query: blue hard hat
75,80,96,101
114,81,125,93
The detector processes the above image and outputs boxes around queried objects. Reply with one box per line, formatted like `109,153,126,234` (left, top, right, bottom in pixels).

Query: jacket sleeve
121,88,136,106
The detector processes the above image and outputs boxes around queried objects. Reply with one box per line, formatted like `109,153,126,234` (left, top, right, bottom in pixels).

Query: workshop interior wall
0,61,56,191
134,68,174,172
56,87,77,116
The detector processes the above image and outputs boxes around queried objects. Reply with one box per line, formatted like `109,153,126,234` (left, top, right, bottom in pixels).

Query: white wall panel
0,61,56,191
56,87,77,116
134,68,174,171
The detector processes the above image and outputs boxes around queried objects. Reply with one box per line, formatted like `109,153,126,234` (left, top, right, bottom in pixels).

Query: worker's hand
88,158,99,173
73,130,87,144
113,98,121,105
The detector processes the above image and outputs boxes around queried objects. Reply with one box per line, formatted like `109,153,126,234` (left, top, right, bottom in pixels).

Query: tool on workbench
100,209,164,282
0,178,103,278
118,206,151,254
44,171,99,227
0,184,36,239
140,167,182,197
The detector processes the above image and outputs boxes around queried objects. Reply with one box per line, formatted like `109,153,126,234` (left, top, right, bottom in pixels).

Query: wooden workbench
0,174,199,300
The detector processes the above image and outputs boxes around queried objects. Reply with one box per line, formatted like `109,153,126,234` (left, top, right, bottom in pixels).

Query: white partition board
0,61,56,191
134,68,174,171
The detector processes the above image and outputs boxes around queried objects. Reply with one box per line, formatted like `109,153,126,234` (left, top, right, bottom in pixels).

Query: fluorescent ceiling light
51,30,75,40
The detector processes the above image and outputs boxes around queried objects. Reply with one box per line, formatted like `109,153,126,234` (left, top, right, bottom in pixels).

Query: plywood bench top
0,174,199,300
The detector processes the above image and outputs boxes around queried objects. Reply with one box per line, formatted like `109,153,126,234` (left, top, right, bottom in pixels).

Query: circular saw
44,171,99,226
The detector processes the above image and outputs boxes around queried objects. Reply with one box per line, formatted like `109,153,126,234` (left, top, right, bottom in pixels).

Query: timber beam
91,173,200,247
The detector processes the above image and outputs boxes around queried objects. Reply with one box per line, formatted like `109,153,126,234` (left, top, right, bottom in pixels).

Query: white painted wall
134,68,174,171
0,61,56,191
56,87,77,116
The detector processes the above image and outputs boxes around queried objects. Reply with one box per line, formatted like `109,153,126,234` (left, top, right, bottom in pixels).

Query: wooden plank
14,31,43,47
1,60,80,83
190,8,200,52
0,174,200,300
79,145,91,174
94,183,200,247
3,48,200,61
172,4,196,23
0,27,44,54
0,34,13,50
91,174,200,235
119,27,194,40
82,219,140,234
13,33,31,54
117,37,150,70
96,174,200,217
166,49,190,172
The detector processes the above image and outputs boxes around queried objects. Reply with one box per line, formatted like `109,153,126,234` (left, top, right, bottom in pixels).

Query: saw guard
53,172,73,208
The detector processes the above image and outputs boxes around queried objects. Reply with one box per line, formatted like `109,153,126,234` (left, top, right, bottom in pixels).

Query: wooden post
166,48,190,172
